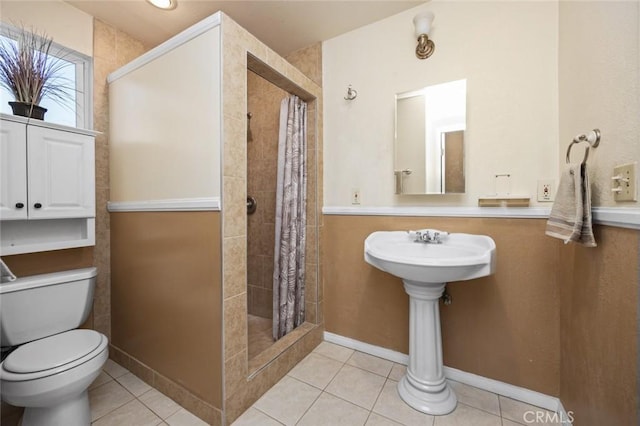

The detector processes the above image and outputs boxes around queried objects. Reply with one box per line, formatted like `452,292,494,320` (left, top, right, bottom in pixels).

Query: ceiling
66,0,424,56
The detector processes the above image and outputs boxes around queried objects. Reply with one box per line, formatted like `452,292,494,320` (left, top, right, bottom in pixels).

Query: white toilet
0,267,108,426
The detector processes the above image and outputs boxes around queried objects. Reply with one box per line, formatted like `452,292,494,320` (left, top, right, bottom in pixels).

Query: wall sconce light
146,0,177,10
413,12,435,59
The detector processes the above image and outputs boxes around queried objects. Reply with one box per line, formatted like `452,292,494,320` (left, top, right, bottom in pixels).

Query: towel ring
566,142,590,164
565,129,600,164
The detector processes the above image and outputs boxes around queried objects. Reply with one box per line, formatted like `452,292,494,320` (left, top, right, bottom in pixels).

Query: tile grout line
137,387,181,421
291,382,324,425
366,376,391,424
252,405,286,425
90,368,164,425
91,388,137,424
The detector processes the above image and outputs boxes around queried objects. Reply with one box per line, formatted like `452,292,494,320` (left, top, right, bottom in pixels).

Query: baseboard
324,332,409,364
324,331,564,414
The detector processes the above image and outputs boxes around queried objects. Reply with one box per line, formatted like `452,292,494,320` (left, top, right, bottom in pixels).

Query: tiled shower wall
246,71,286,319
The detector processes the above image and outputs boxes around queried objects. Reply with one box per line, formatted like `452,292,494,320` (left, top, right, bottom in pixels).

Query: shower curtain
273,95,307,340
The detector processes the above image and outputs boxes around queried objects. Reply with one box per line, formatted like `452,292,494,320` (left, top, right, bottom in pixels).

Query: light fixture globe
147,0,177,10
413,12,435,59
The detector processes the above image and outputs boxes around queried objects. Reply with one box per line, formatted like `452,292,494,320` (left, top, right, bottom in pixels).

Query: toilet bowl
1,330,109,425
0,267,108,426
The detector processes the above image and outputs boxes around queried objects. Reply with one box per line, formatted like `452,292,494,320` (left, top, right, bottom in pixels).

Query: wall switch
613,162,637,202
351,188,361,205
537,180,555,202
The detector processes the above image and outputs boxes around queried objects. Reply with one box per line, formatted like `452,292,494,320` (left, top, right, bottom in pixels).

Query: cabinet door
0,120,28,220
27,126,95,219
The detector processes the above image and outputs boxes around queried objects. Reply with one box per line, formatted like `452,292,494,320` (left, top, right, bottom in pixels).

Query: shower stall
107,11,322,425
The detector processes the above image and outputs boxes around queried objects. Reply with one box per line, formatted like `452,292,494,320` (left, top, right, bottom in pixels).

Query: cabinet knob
34,203,42,209
15,202,24,209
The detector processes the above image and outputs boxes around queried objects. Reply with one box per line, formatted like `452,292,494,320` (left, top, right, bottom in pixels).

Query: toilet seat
1,330,108,382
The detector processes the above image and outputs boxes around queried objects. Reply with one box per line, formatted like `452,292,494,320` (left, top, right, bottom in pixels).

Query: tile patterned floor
233,342,560,426
5,342,559,426
88,359,209,426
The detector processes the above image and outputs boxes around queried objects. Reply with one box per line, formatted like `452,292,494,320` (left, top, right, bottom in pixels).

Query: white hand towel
545,163,596,247
1,258,17,283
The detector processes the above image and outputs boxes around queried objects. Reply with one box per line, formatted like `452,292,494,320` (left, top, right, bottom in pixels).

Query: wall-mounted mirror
394,79,467,194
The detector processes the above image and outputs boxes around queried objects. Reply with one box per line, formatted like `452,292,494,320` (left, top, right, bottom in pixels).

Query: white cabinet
0,114,97,255
1,120,95,220
0,120,27,220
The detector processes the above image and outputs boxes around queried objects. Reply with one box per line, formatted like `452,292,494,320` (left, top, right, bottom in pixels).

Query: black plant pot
9,102,47,120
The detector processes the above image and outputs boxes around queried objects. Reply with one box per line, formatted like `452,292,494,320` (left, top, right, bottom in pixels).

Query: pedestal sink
364,230,496,415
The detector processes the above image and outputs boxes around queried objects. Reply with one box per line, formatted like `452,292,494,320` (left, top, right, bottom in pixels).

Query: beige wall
0,0,93,56
110,211,223,421
323,1,559,207
323,215,561,396
557,2,639,425
93,19,149,338
0,17,147,341
109,27,221,202
0,0,97,328
559,226,638,426
1,17,147,425
558,1,639,207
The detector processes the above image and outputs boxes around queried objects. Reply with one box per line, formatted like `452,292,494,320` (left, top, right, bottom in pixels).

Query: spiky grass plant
0,26,73,110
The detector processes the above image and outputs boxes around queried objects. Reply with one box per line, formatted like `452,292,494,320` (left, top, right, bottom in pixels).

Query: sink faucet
411,229,448,244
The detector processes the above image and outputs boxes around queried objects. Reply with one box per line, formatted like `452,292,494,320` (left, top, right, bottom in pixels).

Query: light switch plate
613,162,637,202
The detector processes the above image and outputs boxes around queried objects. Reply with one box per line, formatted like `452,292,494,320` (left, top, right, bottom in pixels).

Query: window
0,23,93,129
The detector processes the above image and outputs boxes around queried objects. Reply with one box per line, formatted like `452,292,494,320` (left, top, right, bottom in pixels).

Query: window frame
0,22,93,130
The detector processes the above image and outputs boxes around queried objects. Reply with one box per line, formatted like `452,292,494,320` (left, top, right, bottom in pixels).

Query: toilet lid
3,330,102,374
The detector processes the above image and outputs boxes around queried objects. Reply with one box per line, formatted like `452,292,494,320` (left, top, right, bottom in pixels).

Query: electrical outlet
537,180,555,202
613,162,637,202
351,189,361,205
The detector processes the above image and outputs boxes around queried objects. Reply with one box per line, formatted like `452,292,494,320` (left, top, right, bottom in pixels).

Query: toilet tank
0,267,97,347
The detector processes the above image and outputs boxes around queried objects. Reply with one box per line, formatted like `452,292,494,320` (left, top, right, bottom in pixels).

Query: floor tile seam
324,362,350,391
456,400,502,419
344,360,394,379
123,397,164,425
91,392,137,423
310,348,350,364
367,377,392,415
284,373,326,392
364,411,405,426
312,357,344,390
252,406,287,425
115,374,149,396
348,350,395,368
284,374,325,392
369,378,414,426
137,390,182,420
104,365,130,379
322,376,385,413
500,415,527,426
316,389,372,424
90,377,115,393
290,388,324,426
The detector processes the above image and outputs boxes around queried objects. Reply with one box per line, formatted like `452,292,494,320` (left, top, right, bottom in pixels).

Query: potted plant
0,26,73,120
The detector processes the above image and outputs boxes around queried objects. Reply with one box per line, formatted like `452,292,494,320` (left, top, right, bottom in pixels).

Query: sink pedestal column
398,280,457,415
